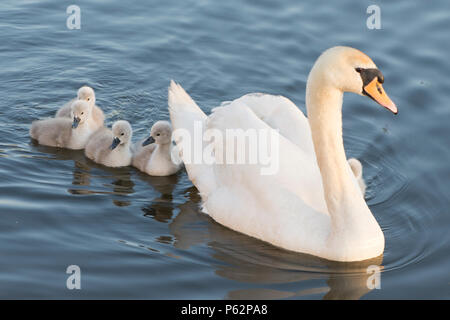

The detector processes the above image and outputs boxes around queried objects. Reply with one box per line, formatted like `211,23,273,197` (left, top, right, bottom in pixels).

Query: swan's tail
168,80,206,118
168,81,215,200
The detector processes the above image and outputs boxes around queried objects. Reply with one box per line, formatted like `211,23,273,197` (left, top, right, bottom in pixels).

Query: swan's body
168,46,397,262
56,86,105,130
30,100,97,150
85,120,133,167
132,121,181,176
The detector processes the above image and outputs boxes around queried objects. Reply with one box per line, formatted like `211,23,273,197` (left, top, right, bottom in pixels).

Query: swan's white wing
226,93,315,154
206,100,328,215
231,93,367,195
205,175,330,256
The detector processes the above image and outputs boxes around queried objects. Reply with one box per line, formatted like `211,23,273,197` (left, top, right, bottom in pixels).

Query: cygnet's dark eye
81,112,84,115
156,133,160,136
87,98,90,101
121,133,124,136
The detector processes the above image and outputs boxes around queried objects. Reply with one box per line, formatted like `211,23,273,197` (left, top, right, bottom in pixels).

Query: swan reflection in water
140,173,180,223
145,184,384,300
30,141,383,299
31,142,135,207
71,159,135,207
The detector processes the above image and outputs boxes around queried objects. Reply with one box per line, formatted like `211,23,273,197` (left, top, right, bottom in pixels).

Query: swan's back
230,93,314,154
85,128,112,162
55,98,76,118
30,118,73,148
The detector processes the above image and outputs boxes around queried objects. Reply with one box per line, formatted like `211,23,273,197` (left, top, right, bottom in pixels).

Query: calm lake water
0,0,449,299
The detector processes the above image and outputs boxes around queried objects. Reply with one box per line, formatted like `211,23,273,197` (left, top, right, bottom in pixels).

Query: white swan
56,86,105,130
168,46,397,262
132,121,181,176
85,120,133,167
30,100,97,150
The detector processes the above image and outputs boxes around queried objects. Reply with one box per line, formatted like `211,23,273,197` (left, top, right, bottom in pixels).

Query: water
0,0,449,299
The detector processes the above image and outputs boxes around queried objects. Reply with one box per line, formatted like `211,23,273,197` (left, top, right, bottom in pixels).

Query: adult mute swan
168,46,397,262
132,121,182,176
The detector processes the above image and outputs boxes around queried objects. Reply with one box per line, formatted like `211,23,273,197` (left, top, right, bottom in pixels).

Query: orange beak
364,78,398,114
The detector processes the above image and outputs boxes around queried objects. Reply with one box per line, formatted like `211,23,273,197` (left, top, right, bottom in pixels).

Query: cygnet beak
110,137,121,150
72,117,81,129
142,136,155,146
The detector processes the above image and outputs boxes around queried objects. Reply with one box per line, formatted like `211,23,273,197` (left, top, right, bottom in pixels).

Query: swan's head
70,100,91,129
110,120,133,150
142,121,173,146
309,46,397,114
77,86,96,106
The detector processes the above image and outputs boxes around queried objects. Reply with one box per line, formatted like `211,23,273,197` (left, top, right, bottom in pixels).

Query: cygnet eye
121,133,124,136
156,133,160,136
87,98,90,101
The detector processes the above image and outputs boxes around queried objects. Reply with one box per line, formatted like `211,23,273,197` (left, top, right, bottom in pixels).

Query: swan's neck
306,81,372,232
119,141,131,151
155,143,172,158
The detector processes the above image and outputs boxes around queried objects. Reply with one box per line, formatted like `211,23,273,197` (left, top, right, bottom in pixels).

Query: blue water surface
0,0,449,299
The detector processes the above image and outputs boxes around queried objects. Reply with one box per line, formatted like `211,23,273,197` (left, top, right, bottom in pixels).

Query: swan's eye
81,112,84,115
355,67,362,73
121,133,124,136
156,133,160,136
87,98,90,101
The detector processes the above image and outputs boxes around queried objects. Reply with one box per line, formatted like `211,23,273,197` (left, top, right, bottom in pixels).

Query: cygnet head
77,86,96,106
142,121,173,147
110,120,133,150
307,46,397,114
71,100,91,129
